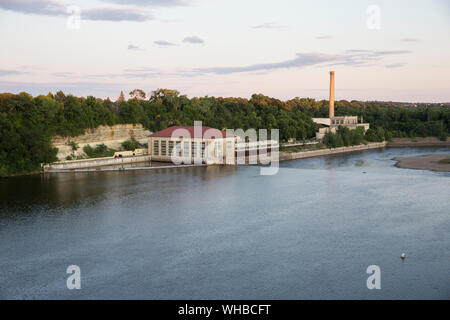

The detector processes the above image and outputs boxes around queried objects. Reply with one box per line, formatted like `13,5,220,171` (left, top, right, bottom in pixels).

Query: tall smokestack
329,71,335,119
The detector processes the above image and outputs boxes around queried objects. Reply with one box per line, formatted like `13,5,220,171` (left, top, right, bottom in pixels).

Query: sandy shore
394,153,450,172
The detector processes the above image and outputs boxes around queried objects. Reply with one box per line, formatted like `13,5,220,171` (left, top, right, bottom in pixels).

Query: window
175,141,182,157
153,140,159,156
161,141,167,156
214,141,222,158
168,141,174,156
183,141,189,157
226,141,232,153
201,142,206,159
191,142,197,158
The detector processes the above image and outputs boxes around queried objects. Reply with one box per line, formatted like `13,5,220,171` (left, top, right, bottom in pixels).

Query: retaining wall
280,142,387,161
43,155,152,171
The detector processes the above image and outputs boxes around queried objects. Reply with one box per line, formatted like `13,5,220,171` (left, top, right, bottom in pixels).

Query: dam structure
313,71,370,139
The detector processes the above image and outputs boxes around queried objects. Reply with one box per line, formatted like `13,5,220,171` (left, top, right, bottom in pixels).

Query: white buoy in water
401,253,406,260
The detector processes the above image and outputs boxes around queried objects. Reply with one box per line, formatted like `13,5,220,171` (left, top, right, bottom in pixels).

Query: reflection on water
0,147,448,299
0,166,237,214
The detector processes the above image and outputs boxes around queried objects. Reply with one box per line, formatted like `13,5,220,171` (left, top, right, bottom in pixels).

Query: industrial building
148,126,236,165
313,71,370,139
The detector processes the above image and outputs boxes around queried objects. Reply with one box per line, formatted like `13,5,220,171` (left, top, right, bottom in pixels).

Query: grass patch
83,144,118,159
439,158,450,164
281,143,325,153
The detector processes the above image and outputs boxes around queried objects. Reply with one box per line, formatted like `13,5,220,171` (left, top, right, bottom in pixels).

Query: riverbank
279,142,387,161
387,137,450,147
43,155,152,172
394,153,450,172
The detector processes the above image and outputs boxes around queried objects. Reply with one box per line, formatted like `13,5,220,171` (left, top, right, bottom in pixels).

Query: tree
129,89,146,100
116,91,126,103
122,137,141,151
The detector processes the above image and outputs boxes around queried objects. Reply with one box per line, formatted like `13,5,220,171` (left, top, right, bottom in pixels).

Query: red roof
148,126,234,139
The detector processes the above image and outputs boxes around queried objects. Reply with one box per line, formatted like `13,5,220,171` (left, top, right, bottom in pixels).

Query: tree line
0,89,449,176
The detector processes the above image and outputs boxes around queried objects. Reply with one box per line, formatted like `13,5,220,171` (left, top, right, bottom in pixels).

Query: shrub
121,137,141,151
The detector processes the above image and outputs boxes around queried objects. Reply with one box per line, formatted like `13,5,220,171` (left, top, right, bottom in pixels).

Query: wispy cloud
154,40,177,46
401,38,420,42
191,50,413,75
316,35,333,40
51,68,160,80
194,53,341,75
122,67,159,78
128,44,144,51
31,48,414,81
101,0,191,6
0,69,29,76
0,80,126,98
0,0,154,22
251,22,285,30
386,63,405,69
182,36,204,44
83,7,153,22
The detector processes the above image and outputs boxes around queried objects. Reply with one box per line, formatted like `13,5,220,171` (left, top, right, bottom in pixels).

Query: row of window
331,119,358,125
152,140,235,158
153,140,209,158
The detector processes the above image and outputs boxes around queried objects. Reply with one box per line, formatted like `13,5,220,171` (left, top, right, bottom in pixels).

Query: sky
0,0,449,102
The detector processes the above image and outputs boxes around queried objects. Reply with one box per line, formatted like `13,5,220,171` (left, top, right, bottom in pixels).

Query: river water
0,147,449,299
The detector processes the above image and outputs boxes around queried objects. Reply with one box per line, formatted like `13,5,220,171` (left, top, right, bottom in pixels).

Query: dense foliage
121,137,145,151
323,126,366,148
0,89,449,176
82,144,117,159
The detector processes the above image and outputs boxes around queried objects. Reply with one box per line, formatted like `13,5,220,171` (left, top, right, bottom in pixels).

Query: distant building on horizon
313,71,370,139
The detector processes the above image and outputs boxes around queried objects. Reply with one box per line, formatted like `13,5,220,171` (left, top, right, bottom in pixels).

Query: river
0,147,449,299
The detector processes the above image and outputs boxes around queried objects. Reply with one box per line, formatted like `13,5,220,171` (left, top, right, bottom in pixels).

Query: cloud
128,44,144,50
0,0,66,15
0,80,127,98
53,72,77,78
371,50,411,56
316,35,333,40
83,7,153,22
101,0,191,6
194,53,342,75
401,38,420,42
386,63,405,69
191,50,413,75
154,40,177,46
0,0,154,22
50,68,161,80
251,22,285,30
0,69,29,76
182,36,204,44
122,67,159,78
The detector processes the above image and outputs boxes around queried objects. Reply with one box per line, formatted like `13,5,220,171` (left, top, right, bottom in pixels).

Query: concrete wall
52,124,151,160
43,155,152,171
280,142,387,161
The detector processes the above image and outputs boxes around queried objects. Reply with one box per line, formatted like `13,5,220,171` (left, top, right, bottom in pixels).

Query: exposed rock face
52,124,151,160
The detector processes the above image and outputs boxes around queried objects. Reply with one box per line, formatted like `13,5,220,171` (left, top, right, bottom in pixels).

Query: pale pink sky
1,0,449,102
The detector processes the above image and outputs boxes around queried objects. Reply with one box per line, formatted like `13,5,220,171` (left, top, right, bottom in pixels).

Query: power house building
148,126,236,165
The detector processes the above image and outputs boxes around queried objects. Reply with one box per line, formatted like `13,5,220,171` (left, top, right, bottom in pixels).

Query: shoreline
387,137,450,148
393,154,450,172
279,142,387,161
3,139,450,177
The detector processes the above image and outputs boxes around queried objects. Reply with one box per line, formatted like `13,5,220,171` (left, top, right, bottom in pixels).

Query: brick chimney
329,71,335,119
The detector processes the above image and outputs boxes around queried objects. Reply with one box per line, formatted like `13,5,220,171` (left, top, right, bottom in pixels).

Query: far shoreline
387,137,450,148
